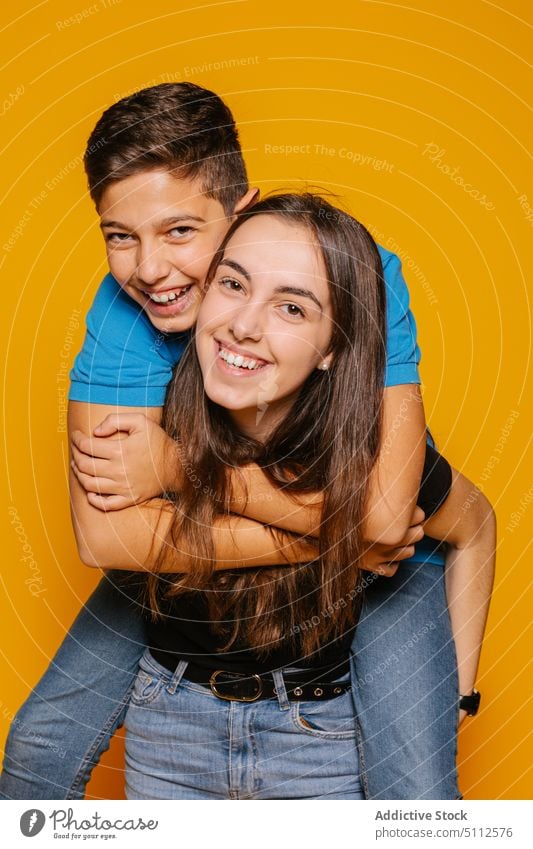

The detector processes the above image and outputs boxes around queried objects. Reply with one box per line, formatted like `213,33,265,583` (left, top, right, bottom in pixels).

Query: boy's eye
220,276,244,293
281,303,305,318
105,232,133,244
169,226,195,237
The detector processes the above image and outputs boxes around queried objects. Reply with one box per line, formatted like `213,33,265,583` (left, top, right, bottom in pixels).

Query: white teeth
218,346,263,371
148,287,190,303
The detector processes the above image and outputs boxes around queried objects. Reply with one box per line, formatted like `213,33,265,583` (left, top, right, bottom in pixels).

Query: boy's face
98,169,235,334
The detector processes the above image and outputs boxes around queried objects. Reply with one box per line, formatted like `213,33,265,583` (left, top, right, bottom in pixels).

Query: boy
0,83,494,800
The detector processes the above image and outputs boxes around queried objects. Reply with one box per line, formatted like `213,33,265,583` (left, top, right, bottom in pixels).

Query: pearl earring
319,362,329,371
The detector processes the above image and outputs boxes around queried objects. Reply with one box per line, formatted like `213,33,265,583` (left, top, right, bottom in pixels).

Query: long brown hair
148,193,386,659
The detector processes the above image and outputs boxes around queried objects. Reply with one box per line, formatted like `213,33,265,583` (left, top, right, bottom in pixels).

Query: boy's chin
145,311,198,334
132,284,202,334
141,299,201,334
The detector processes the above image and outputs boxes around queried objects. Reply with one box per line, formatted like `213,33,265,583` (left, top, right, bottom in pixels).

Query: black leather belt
179,659,352,703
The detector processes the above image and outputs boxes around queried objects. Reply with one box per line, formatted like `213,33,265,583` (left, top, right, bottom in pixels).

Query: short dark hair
84,82,249,214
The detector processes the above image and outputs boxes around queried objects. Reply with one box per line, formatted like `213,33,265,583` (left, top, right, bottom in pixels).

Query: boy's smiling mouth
143,284,193,303
139,283,198,317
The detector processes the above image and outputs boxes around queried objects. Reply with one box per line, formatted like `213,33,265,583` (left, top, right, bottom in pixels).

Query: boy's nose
136,246,171,285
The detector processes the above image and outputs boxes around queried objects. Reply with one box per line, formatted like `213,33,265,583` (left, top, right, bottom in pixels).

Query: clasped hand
71,412,177,511
71,413,425,576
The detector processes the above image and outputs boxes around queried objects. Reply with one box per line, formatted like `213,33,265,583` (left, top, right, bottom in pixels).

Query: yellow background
1,0,531,800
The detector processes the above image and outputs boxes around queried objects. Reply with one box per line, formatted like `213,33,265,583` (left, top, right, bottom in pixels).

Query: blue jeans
352,560,460,799
0,555,459,800
125,651,363,799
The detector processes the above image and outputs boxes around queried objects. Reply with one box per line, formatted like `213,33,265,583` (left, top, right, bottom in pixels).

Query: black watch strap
459,688,481,716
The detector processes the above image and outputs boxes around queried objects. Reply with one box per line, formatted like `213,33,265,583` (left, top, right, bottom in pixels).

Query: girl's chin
205,387,258,410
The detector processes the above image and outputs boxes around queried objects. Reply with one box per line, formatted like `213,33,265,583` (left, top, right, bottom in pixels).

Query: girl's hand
70,413,180,511
360,506,425,577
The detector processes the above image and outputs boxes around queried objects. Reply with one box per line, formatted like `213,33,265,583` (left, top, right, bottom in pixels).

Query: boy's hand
70,413,180,511
360,506,425,577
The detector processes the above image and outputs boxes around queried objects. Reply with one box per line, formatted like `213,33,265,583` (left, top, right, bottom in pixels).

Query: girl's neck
228,398,294,444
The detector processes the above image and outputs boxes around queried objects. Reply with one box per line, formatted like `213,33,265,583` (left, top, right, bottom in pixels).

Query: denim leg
351,561,460,800
0,573,146,800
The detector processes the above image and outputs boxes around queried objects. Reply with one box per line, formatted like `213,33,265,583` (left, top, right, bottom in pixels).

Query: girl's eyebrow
219,258,251,281
219,259,323,310
274,286,322,311
219,257,323,312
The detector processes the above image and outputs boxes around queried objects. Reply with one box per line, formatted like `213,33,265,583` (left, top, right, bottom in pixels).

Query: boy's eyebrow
159,214,206,226
100,214,206,229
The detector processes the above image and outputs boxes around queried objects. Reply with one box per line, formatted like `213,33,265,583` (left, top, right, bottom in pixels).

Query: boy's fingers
70,444,112,478
71,430,119,460
411,506,425,526
404,523,424,545
93,414,121,436
372,562,399,577
86,492,132,511
390,544,416,562
93,413,145,436
71,461,121,495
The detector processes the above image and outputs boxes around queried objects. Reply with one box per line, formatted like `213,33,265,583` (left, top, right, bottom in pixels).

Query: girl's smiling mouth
215,339,271,375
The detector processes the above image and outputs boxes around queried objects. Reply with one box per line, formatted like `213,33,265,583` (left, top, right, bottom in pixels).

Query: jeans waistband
149,647,350,683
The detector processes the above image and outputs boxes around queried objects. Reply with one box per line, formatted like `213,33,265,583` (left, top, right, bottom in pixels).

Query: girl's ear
318,352,334,371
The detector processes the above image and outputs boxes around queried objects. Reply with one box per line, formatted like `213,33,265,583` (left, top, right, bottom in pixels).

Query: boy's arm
72,251,426,546
74,383,426,547
229,383,425,545
70,402,425,577
423,470,496,717
69,401,318,571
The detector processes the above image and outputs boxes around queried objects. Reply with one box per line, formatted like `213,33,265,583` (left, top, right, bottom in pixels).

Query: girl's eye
281,303,305,318
220,276,244,293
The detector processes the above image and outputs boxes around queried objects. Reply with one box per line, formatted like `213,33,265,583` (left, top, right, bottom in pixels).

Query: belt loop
167,659,189,695
271,669,290,711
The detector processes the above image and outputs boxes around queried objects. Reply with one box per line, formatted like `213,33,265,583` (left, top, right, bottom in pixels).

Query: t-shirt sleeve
378,245,421,387
69,274,187,407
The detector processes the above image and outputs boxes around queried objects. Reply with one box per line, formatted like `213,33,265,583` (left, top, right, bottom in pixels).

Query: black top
148,591,356,677
419,443,453,518
147,443,452,676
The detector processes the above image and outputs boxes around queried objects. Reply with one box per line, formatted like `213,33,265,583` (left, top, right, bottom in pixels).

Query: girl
69,194,495,799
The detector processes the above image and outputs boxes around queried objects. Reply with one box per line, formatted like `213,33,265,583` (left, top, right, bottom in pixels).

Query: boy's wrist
162,436,185,493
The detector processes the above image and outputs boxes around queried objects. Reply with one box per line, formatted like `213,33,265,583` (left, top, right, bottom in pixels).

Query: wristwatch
459,688,481,716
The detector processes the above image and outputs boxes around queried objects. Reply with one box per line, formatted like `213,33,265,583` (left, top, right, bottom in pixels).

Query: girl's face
195,215,335,440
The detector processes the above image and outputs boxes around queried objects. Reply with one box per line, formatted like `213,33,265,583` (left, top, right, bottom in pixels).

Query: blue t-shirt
69,245,444,567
